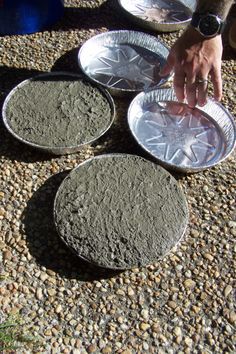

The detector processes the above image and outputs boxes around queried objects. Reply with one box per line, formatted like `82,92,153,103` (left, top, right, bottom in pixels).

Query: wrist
195,0,234,20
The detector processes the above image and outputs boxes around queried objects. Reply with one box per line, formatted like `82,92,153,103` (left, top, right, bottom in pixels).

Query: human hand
160,26,223,107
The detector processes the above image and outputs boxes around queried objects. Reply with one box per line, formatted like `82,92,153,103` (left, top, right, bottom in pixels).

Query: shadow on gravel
51,47,83,73
0,65,55,163
22,172,123,281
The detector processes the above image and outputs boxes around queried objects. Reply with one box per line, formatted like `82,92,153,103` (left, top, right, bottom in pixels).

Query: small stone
3,250,12,261
152,323,161,333
75,324,82,331
75,339,82,349
117,316,124,324
168,301,177,309
203,253,214,262
99,339,106,349
184,279,196,289
190,229,199,237
174,327,182,337
44,329,52,336
127,287,135,296
46,269,56,276
143,342,149,351
224,285,233,297
140,322,150,331
87,344,97,353
200,292,207,301
185,336,193,346
176,336,182,344
116,289,125,296
141,309,149,319
36,288,43,300
0,208,6,217
228,221,236,228
40,272,48,281
47,288,56,297
229,311,236,324
63,337,70,345
55,304,62,313
192,305,201,314
102,346,112,353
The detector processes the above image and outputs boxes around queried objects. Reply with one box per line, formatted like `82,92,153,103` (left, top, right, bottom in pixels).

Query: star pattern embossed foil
128,89,236,172
78,31,170,95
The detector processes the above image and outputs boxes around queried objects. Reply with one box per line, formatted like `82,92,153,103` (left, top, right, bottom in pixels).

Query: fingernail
198,100,206,107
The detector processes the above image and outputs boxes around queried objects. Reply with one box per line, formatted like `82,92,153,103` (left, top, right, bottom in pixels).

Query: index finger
173,68,186,102
210,67,222,101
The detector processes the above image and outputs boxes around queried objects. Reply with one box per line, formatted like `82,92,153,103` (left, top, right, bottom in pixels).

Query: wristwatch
191,12,226,38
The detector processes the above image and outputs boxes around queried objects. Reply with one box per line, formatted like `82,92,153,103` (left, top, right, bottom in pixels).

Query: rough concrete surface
0,1,235,353
54,155,188,269
4,74,112,147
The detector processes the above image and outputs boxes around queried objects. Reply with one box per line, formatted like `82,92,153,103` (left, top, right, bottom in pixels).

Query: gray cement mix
54,155,189,269
5,74,113,147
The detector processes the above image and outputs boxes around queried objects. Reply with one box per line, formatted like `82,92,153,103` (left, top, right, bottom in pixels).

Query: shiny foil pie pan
2,71,115,155
128,88,236,173
118,0,196,32
78,30,170,96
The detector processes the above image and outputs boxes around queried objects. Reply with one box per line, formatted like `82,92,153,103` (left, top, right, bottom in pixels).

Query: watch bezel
191,12,225,38
198,14,222,38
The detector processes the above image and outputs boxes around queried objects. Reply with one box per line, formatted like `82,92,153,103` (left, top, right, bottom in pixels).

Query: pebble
102,346,112,353
36,288,43,300
174,327,182,337
141,309,149,319
47,288,56,297
55,304,62,314
143,342,149,351
127,287,135,296
224,285,233,297
184,279,196,289
140,323,150,331
40,273,48,281
184,337,193,347
87,344,97,353
203,253,214,262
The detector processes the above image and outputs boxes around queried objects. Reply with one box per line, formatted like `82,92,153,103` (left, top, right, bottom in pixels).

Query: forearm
196,0,235,20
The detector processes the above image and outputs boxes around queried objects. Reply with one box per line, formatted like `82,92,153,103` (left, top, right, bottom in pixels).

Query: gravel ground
0,1,235,353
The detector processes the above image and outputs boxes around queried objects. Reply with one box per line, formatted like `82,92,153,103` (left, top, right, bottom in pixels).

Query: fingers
173,70,210,108
160,48,222,107
197,78,208,107
159,52,175,77
173,69,186,102
195,69,209,107
185,73,197,108
210,67,222,101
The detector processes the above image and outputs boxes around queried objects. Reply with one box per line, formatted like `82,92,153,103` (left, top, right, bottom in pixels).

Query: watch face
199,15,220,36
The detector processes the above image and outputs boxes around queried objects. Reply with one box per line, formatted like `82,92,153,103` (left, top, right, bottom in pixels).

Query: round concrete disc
54,154,188,269
2,72,114,154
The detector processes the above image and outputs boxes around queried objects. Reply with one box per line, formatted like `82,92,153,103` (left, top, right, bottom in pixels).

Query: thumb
159,52,175,77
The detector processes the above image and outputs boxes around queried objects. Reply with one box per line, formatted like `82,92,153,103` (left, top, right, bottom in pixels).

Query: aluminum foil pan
128,88,236,172
2,72,115,155
78,30,170,96
118,0,196,32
